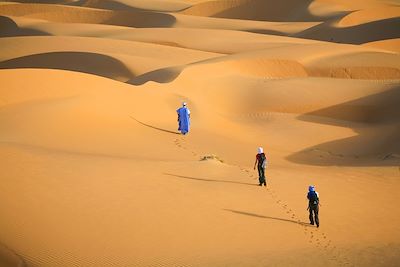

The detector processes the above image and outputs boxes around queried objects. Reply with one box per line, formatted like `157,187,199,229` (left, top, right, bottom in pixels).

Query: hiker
253,147,267,186
307,185,320,227
177,102,190,135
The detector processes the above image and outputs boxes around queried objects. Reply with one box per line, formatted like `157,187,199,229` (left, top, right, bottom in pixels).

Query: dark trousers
257,165,266,185
309,204,319,226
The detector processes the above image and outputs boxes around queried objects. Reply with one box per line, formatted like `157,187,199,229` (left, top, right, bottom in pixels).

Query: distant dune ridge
0,0,400,267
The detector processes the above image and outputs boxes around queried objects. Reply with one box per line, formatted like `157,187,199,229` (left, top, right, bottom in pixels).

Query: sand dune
0,36,221,80
363,38,400,53
0,1,400,267
0,51,136,81
144,46,400,84
181,0,344,22
2,16,318,53
0,3,176,27
337,7,400,27
81,0,192,12
0,15,50,37
296,17,400,44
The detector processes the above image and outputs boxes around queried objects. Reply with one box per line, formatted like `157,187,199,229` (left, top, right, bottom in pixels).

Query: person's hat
309,185,315,192
183,102,187,106
258,147,263,153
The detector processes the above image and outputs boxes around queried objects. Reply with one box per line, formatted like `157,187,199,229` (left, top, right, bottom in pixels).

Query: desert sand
0,0,399,267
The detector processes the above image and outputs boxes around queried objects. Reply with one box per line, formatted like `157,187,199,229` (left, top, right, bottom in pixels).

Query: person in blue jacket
307,185,320,227
177,102,190,135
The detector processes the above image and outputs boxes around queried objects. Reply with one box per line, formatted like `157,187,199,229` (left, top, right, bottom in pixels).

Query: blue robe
177,107,190,134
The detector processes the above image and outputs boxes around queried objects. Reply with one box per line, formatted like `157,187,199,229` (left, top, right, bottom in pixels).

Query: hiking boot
310,222,314,225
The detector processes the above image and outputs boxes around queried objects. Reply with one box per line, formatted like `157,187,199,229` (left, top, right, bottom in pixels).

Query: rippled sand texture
0,0,399,266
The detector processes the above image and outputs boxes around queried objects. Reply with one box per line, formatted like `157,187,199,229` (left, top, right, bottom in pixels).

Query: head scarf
258,147,263,154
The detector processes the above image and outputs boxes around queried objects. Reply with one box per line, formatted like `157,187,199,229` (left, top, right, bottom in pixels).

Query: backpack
308,191,319,206
261,153,267,168
260,153,266,162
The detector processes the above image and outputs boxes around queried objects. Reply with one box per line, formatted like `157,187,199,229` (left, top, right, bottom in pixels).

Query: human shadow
296,17,400,44
287,86,400,166
224,209,313,227
0,51,134,82
0,15,50,37
130,116,181,135
164,173,257,186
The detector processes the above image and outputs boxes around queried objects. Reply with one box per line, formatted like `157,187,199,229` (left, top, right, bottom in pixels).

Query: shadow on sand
69,0,189,12
186,0,346,22
130,116,181,135
287,86,400,166
128,66,182,85
164,173,257,186
0,15,50,37
224,209,313,227
296,17,400,44
0,51,134,82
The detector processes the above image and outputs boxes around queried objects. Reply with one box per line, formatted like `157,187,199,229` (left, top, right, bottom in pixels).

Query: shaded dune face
0,52,134,82
78,0,192,12
296,17,400,44
0,4,176,27
302,86,400,124
288,86,400,165
337,7,400,27
0,15,49,37
181,0,346,22
130,55,400,86
128,66,182,85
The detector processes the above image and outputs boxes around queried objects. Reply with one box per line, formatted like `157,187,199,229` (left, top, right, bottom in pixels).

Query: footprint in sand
174,139,182,147
236,166,352,266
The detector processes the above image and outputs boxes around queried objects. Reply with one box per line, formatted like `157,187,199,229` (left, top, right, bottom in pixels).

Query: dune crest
337,7,400,27
363,38,400,53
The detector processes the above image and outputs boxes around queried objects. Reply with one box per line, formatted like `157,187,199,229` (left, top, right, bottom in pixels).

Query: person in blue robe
177,102,190,135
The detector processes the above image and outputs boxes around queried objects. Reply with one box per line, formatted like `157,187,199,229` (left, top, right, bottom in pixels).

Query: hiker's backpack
261,153,267,168
260,153,266,163
308,191,319,206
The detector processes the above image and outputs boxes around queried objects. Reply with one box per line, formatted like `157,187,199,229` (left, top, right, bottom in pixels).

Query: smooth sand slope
0,1,400,267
